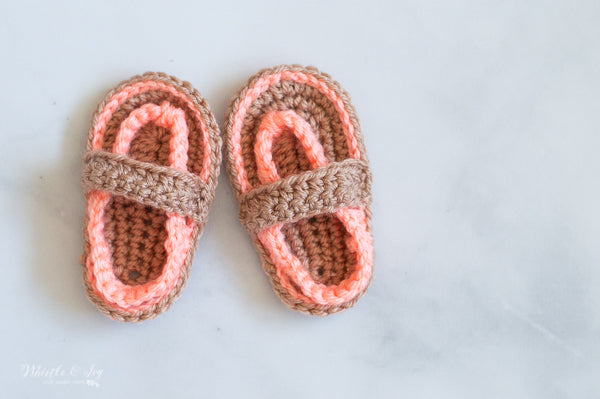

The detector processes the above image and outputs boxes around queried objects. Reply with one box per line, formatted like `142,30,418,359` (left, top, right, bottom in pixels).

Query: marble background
1,0,599,397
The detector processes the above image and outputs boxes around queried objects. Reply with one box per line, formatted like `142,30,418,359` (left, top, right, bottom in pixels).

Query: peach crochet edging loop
255,110,373,306
87,101,195,311
230,69,362,194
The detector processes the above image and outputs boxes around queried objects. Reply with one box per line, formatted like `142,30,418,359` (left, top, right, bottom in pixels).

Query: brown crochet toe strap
82,150,212,224
239,158,372,233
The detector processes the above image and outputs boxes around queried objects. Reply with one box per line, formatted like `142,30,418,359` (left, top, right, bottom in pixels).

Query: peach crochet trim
230,70,361,193
255,110,372,305
87,101,195,311
92,80,212,181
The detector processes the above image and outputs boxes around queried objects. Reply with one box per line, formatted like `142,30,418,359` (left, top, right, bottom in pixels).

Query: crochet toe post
224,65,374,315
81,72,221,322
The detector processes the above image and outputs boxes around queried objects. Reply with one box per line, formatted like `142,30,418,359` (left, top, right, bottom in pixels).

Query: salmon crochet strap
223,65,374,315
82,150,212,224
81,72,221,322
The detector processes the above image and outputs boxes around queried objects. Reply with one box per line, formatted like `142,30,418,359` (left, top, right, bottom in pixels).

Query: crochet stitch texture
224,65,374,315
81,72,221,322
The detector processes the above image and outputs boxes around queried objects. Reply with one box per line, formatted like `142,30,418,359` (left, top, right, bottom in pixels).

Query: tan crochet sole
224,65,374,315
81,72,221,322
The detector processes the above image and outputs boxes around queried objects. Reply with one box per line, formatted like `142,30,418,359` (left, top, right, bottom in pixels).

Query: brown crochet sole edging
81,226,203,322
253,232,374,316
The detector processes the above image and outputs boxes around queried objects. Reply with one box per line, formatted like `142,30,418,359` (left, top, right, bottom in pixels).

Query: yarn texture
81,72,221,322
223,65,374,315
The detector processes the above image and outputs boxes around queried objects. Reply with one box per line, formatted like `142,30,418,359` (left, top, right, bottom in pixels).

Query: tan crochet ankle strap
82,150,213,224
238,158,372,234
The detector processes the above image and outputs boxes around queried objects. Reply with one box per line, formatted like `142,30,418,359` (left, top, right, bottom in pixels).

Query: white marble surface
1,1,599,397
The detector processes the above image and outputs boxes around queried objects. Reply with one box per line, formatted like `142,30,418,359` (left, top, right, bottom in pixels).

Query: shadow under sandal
81,72,221,322
224,65,374,315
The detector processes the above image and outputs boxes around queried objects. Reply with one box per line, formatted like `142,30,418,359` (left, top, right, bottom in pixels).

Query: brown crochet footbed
224,65,374,315
82,73,221,322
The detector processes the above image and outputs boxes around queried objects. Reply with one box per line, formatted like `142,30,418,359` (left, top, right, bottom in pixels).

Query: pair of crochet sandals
81,65,374,322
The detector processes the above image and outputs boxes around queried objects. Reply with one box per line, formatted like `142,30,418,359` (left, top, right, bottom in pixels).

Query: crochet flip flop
224,65,374,315
81,72,221,322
